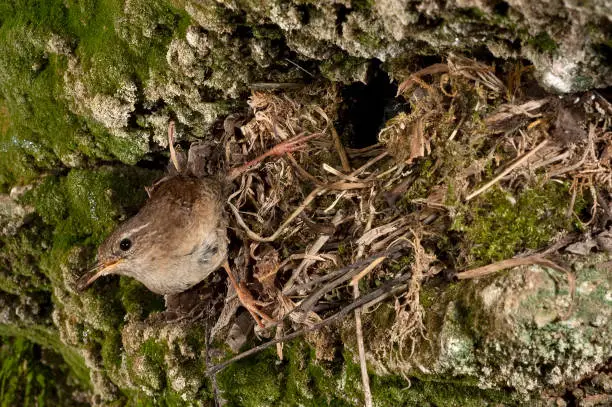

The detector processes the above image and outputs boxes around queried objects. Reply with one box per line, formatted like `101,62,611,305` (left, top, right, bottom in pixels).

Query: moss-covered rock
0,0,610,405
363,253,612,399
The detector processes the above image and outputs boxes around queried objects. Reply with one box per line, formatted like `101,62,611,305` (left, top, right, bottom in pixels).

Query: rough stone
364,253,612,397
0,194,33,236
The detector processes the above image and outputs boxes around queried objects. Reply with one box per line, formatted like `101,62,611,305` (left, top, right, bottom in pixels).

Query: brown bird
76,121,314,326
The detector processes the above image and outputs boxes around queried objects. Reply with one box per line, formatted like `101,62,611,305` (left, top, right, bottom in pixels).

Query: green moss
65,0,189,94
215,337,516,406
140,338,167,367
370,373,515,407
397,158,437,209
527,32,558,53
0,324,90,388
355,30,384,50
283,343,351,406
0,336,88,407
453,183,579,265
0,222,52,295
119,278,164,320
25,167,158,246
319,54,368,83
343,347,514,406
218,349,282,407
101,332,123,370
0,0,189,190
252,25,284,41
389,255,414,273
0,166,159,395
351,0,375,12
127,388,191,407
127,338,168,391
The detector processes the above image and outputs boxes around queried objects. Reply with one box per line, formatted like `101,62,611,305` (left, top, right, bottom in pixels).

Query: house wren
76,121,315,326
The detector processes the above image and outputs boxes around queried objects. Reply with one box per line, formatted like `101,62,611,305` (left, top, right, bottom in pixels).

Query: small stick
465,139,549,201
205,318,223,407
350,256,386,285
457,255,575,319
249,82,305,91
350,262,377,407
284,58,315,77
457,255,569,279
289,258,376,322
352,285,372,407
351,151,389,176
286,154,324,186
322,163,361,182
311,106,350,172
325,181,370,190
396,63,450,96
228,133,322,181
283,248,406,323
206,273,413,376
331,125,352,172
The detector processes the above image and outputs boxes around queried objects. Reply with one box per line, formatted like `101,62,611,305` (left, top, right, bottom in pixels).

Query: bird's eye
119,238,132,251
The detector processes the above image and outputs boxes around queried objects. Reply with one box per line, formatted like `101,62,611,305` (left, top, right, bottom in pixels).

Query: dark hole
493,1,510,16
334,4,349,36
593,42,612,67
468,45,497,61
296,4,311,25
417,13,443,28
509,38,522,52
596,86,612,104
335,60,402,148
32,342,42,361
135,154,169,171
234,24,253,39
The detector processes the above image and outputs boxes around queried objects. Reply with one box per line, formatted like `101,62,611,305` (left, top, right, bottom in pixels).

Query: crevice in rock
493,1,510,16
334,4,350,37
296,4,311,25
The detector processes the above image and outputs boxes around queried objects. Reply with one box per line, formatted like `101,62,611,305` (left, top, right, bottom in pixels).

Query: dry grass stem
466,139,549,201
457,255,564,279
457,255,576,318
283,211,344,292
229,187,324,242
330,123,352,171
350,256,386,285
352,280,373,407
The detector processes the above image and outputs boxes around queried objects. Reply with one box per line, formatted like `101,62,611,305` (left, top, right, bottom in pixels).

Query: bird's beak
76,260,122,292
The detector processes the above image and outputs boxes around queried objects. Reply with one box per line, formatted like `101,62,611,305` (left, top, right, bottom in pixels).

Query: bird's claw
235,282,274,328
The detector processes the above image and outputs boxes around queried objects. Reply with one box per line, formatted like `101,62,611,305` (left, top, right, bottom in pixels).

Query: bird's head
76,216,155,291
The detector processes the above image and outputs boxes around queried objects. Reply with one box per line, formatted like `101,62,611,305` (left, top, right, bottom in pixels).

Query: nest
196,56,611,375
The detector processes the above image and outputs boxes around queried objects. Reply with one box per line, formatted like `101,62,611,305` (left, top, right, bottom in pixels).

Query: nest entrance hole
336,61,401,148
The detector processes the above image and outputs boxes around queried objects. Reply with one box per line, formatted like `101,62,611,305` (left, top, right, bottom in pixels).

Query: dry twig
466,139,549,201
